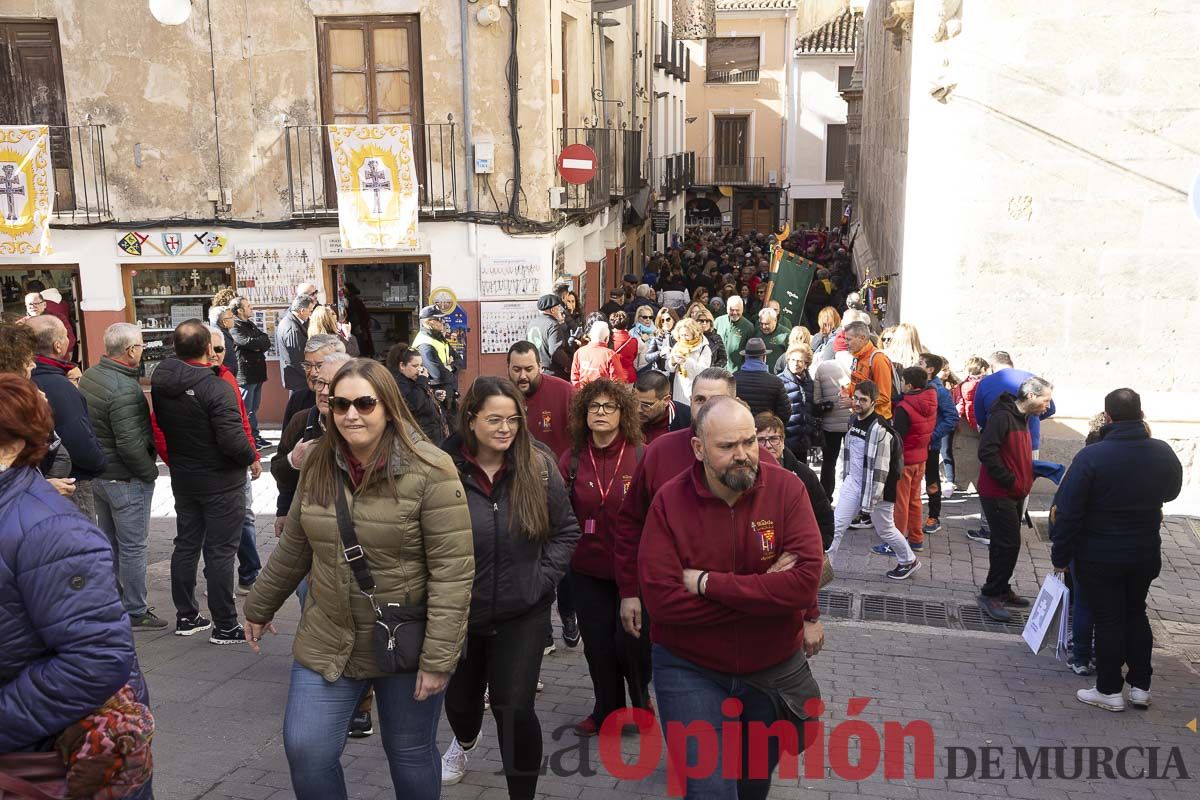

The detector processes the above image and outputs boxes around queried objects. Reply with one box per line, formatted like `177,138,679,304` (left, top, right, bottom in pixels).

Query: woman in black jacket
391,347,449,445
439,377,580,799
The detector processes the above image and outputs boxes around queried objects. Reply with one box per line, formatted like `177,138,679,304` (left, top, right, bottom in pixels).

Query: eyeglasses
638,399,663,411
330,395,379,415
637,315,654,321
588,401,619,415
302,360,323,372
479,415,522,429
314,378,332,391
213,346,225,354
756,435,783,446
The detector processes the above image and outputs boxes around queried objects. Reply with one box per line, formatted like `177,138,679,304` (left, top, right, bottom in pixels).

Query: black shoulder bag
333,484,427,673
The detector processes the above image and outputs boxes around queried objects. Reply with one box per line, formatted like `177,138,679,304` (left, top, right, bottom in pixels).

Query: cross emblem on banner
0,164,26,222
362,159,391,215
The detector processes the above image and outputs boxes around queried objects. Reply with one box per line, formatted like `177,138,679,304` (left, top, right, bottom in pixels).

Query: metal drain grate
860,594,952,628
818,590,853,619
959,604,1028,635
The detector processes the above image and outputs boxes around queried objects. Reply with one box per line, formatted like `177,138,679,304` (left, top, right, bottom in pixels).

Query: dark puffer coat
443,434,580,635
0,466,148,751
780,368,818,456
230,317,272,386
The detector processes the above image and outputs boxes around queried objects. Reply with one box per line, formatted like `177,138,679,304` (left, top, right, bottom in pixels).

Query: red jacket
610,330,639,383
957,375,982,431
613,426,779,599
523,374,574,459
558,434,640,581
639,461,823,675
570,342,617,389
977,393,1033,499
894,387,937,465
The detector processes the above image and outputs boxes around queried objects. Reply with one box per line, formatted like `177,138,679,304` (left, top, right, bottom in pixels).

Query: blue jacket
778,367,817,455
1049,421,1182,568
929,376,959,445
975,368,1055,450
0,467,147,752
31,358,108,480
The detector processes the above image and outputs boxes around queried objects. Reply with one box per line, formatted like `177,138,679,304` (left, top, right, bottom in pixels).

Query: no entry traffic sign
557,144,598,185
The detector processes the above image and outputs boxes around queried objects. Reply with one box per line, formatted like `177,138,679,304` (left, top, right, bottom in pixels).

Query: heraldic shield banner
328,124,419,250
0,125,55,256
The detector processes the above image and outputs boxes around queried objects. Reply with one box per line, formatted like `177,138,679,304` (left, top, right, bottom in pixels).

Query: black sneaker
965,528,991,544
130,609,169,631
254,437,273,450
977,594,1012,622
561,614,581,648
886,560,922,580
175,614,213,636
348,710,374,738
210,623,247,645
848,512,873,529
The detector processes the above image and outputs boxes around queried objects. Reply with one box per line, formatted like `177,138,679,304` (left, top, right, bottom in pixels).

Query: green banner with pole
765,248,817,327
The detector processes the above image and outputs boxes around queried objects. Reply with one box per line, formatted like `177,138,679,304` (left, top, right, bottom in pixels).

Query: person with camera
439,377,580,799
243,359,475,800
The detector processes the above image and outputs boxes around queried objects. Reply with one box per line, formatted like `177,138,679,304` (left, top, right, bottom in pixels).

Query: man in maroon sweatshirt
639,396,824,798
976,376,1053,622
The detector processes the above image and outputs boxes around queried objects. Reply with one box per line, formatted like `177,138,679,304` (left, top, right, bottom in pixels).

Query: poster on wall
234,243,320,305
429,286,469,366
252,309,281,361
480,300,540,354
478,256,542,300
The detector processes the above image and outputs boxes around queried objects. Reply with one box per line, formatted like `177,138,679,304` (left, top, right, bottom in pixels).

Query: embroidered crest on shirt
541,410,553,431
751,519,777,560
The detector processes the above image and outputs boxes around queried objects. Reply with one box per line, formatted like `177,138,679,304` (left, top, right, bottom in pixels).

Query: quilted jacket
0,466,147,752
78,356,159,484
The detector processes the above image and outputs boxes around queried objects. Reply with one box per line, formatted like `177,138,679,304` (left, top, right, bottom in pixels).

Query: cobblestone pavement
137,457,1200,800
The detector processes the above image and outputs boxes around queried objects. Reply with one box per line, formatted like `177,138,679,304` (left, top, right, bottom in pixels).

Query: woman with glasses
243,359,474,800
687,304,727,369
557,379,650,737
641,306,678,374
667,317,713,407
439,377,580,799
780,345,818,462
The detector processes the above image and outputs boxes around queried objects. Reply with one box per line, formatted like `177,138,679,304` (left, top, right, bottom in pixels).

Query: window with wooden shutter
316,15,425,206
0,19,73,210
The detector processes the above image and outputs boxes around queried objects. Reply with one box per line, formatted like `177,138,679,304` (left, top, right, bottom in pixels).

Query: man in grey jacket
276,294,316,424
79,322,165,630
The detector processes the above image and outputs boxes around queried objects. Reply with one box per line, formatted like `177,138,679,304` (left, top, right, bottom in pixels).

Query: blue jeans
1071,560,1095,664
240,382,264,438
939,432,956,484
93,478,156,617
283,662,443,800
238,473,262,586
652,644,782,800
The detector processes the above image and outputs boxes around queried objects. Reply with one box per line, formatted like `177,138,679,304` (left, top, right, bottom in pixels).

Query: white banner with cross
0,125,55,256
328,123,420,251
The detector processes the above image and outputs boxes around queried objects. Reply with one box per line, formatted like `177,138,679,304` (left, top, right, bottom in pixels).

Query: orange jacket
848,342,894,419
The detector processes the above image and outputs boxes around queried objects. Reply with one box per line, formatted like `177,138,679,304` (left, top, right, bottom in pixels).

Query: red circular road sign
557,144,598,185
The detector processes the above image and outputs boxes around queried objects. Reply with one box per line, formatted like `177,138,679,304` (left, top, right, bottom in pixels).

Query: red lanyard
588,439,626,508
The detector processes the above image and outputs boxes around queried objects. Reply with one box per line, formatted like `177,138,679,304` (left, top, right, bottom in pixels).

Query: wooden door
714,116,747,183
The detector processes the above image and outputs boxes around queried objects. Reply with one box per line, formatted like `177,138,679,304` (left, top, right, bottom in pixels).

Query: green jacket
244,438,475,681
759,324,791,368
78,357,159,483
715,314,756,370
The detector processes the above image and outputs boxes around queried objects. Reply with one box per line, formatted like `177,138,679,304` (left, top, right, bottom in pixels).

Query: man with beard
639,396,824,799
635,370,690,445
506,339,579,649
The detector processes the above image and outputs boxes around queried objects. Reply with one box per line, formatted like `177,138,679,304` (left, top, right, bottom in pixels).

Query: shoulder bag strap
0,768,65,800
333,482,376,597
567,452,579,496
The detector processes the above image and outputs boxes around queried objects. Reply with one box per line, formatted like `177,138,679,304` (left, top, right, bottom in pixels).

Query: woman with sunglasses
439,377,580,799
557,379,651,737
687,303,728,369
641,306,678,374
243,359,475,800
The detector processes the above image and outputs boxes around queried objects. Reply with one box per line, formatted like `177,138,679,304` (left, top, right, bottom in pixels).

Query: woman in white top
667,317,712,406
811,349,855,498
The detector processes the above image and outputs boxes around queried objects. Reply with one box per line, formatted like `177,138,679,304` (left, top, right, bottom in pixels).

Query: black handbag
333,484,427,673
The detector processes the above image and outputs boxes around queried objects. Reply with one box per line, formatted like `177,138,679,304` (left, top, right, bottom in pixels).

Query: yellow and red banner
328,124,419,250
0,126,54,255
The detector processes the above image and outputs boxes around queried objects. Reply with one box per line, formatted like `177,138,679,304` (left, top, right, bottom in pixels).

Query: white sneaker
536,680,544,692
944,482,955,498
441,736,475,785
1129,687,1151,709
1077,686,1125,712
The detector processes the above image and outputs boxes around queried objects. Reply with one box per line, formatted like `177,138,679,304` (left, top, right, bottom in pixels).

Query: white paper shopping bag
1022,573,1070,655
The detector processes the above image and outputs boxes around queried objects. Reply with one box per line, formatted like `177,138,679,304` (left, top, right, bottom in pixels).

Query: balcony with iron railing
693,156,767,186
651,152,694,199
33,124,112,223
609,130,646,200
705,68,761,85
556,127,635,211
284,120,459,218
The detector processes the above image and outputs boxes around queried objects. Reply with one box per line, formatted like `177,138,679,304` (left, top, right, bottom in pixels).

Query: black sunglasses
213,346,225,353
329,395,379,415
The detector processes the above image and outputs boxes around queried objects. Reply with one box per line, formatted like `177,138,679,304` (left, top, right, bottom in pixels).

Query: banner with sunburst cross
0,126,54,256
328,123,419,250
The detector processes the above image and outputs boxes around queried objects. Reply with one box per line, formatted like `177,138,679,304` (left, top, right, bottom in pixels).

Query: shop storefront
0,265,86,362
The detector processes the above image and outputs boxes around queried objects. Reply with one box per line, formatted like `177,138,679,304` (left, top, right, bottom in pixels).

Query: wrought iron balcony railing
45,124,111,222
694,156,767,186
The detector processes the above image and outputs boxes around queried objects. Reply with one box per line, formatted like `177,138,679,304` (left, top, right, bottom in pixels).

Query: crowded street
3,1,1200,799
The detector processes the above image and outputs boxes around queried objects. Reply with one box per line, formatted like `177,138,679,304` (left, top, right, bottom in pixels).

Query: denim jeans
94,478,156,617
939,432,956,484
1069,560,1095,664
445,603,549,800
652,644,782,800
283,662,443,800
238,473,262,586
240,381,264,438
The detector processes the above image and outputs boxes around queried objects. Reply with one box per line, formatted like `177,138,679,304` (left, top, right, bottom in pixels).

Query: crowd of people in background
0,224,1185,800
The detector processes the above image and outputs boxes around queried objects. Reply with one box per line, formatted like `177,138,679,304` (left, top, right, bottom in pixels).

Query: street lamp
149,0,193,26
